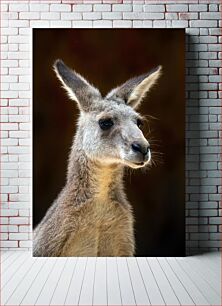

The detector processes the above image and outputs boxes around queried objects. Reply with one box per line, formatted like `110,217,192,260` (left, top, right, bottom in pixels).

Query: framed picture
33,29,185,256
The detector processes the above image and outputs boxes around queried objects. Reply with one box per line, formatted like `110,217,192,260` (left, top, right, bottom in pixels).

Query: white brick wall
1,0,221,254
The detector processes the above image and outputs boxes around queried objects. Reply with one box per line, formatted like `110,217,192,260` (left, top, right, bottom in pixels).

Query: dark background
33,29,185,256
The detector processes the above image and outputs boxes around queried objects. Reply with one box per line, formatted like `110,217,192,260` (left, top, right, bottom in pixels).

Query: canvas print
33,29,185,256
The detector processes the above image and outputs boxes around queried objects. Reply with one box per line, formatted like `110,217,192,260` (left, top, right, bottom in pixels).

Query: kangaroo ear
53,59,101,112
106,66,162,109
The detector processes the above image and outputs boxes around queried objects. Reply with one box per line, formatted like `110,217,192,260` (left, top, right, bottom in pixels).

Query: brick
113,20,132,28
113,4,132,11
19,45,29,52
101,12,121,19
94,4,111,11
200,225,218,233
92,20,112,28
72,20,93,28
1,209,18,216
9,217,29,225
200,202,218,209
1,177,9,185
133,20,143,28
30,4,49,11
133,5,143,12
73,4,92,12
9,233,28,240
1,170,18,178
83,12,101,20
2,60,18,68
1,233,8,240
9,20,29,28
9,155,19,162
209,75,221,83
191,233,209,241
154,20,171,28
209,60,221,67
199,240,221,248
2,28,18,36
9,115,29,123
210,28,221,35
19,12,40,19
209,194,221,201
190,20,217,28
19,226,30,233
8,147,30,154
19,155,31,162
172,20,188,28
189,4,207,11
9,67,30,75
142,20,153,28
166,5,188,12
144,5,165,12
41,12,60,20
186,28,199,35
50,21,72,28
200,210,218,217
210,233,221,240
19,241,31,248
19,209,29,217
200,12,221,20
0,217,8,225
2,123,18,131
1,241,18,247
0,225,8,232
208,44,220,52
199,36,217,44
19,186,29,193
1,138,18,146
2,4,8,11
9,4,28,11
30,21,50,28
165,13,178,20
186,218,198,225
123,12,164,19
61,12,82,20
209,4,219,11
9,99,29,107
50,4,71,12
2,75,18,83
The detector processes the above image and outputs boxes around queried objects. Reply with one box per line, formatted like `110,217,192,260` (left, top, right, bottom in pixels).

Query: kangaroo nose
131,142,150,155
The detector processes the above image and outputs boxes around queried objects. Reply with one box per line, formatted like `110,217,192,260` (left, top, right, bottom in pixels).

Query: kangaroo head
54,60,162,169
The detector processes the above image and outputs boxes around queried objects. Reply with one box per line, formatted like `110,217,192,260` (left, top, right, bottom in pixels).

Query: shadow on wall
186,34,209,256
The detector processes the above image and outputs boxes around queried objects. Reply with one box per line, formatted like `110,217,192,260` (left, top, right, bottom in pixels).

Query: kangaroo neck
66,146,124,206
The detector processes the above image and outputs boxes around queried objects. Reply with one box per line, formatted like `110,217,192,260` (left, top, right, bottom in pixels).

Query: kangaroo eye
137,118,143,128
99,118,114,130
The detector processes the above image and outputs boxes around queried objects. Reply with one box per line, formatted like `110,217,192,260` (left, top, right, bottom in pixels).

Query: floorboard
167,257,210,305
148,258,180,305
64,257,87,305
137,257,165,305
93,257,107,305
157,258,195,305
176,257,221,305
107,257,121,305
50,257,77,305
117,257,136,305
1,251,220,306
78,257,96,305
127,257,150,305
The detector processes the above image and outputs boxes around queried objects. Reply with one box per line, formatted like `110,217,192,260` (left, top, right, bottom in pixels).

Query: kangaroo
33,60,162,256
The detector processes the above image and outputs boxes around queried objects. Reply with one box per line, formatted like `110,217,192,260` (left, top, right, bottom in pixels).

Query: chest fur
60,198,130,256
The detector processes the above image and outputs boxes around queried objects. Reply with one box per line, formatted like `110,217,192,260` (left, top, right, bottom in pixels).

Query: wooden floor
0,251,221,306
